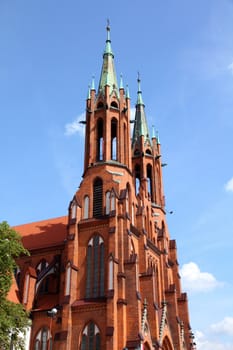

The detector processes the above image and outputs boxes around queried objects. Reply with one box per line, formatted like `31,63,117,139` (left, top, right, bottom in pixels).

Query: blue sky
1,1,233,348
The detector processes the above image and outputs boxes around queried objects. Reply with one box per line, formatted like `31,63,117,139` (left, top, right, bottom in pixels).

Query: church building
14,25,195,350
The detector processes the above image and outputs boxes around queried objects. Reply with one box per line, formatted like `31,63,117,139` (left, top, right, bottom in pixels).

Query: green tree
0,221,30,350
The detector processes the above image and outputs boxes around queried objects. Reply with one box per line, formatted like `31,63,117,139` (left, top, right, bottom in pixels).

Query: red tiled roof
14,216,68,250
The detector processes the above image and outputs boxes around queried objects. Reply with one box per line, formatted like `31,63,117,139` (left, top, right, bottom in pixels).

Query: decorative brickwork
14,25,194,350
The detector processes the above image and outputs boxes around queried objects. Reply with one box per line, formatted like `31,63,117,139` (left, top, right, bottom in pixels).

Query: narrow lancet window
111,118,117,160
108,259,114,290
97,119,104,161
110,191,115,212
147,164,153,198
71,202,77,219
23,273,29,304
81,323,101,350
65,263,71,296
84,196,89,219
86,236,104,298
135,165,141,195
105,191,110,215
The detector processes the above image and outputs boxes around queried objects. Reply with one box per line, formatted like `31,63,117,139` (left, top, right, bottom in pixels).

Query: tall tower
63,24,194,350
14,24,195,350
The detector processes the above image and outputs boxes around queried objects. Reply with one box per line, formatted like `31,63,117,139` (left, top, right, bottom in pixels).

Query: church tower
63,24,194,350
13,24,195,350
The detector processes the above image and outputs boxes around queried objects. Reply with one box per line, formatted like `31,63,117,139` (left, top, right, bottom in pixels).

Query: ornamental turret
131,76,165,207
84,23,132,173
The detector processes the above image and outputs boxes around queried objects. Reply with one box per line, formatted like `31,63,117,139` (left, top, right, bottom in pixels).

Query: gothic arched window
131,204,135,225
84,195,89,219
65,262,71,296
106,190,115,215
110,191,115,212
105,191,110,215
147,164,153,198
108,258,114,290
97,119,104,161
23,273,29,304
97,101,104,109
110,101,118,109
93,178,103,218
126,189,129,214
34,327,52,350
86,235,105,298
135,164,141,195
71,201,77,219
111,118,117,160
80,322,101,350
36,259,50,295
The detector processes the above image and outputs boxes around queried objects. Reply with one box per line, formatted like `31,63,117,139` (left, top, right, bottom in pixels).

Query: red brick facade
14,26,194,350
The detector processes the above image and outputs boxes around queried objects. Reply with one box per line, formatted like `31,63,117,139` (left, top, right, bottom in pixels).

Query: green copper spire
152,125,156,138
126,84,130,99
104,20,113,55
87,84,91,99
136,73,144,105
91,75,95,90
132,76,151,147
98,22,119,96
156,130,161,145
120,73,124,89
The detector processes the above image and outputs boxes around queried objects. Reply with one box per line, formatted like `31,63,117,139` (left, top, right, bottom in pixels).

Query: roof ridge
13,215,68,228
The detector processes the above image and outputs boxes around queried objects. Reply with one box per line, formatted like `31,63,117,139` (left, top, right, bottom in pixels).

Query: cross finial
106,19,111,42
137,72,142,93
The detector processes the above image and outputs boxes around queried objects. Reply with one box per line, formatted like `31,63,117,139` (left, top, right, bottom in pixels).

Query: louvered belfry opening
93,178,103,218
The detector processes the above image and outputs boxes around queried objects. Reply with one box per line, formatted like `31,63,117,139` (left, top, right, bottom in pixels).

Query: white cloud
225,177,233,192
65,113,85,137
197,338,233,350
180,262,221,293
65,108,136,138
210,317,233,337
195,329,233,350
228,62,233,75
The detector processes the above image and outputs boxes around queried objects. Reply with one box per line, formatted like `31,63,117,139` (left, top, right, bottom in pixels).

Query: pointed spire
120,73,124,89
104,19,113,56
126,84,130,99
152,125,156,138
98,22,119,96
132,75,151,147
156,130,161,145
91,75,95,90
137,72,144,105
87,84,91,99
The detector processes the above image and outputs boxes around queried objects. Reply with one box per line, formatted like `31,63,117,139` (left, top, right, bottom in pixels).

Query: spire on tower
136,72,144,105
87,84,91,99
132,75,151,147
126,84,130,99
119,73,124,89
98,21,119,96
91,75,95,90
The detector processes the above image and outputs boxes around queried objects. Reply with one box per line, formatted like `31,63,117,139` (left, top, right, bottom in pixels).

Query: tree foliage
0,221,30,350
